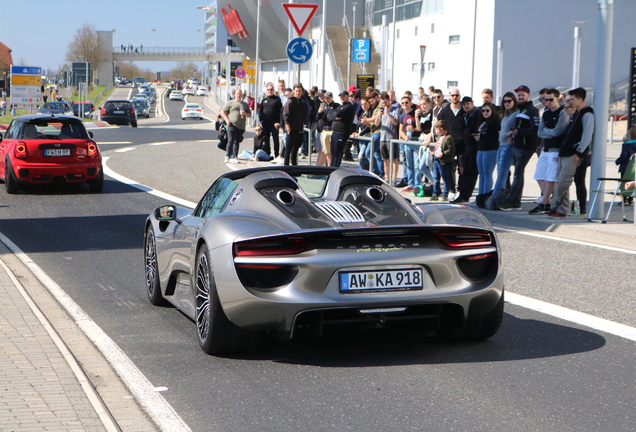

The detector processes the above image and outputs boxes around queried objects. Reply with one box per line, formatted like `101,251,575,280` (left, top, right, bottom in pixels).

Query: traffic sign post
286,38,313,64
352,38,370,63
10,65,42,106
283,3,319,85
235,68,247,79
282,4,319,37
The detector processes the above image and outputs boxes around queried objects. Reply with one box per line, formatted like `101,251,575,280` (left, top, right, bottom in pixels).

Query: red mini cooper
0,114,103,193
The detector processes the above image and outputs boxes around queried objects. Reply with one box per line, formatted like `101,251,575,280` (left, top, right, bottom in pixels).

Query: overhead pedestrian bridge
112,46,244,63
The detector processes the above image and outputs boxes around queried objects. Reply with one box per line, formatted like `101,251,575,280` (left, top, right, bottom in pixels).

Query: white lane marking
0,258,120,432
149,141,176,146
101,163,636,342
494,227,636,255
0,232,192,432
506,292,636,342
102,157,196,209
196,140,216,143
114,147,136,153
98,142,133,145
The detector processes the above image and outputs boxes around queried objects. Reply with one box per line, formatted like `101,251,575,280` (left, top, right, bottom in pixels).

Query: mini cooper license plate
340,268,423,293
44,149,71,156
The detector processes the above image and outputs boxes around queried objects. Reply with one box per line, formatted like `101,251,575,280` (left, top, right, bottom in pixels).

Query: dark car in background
37,102,73,116
101,100,137,127
132,99,150,118
72,102,95,118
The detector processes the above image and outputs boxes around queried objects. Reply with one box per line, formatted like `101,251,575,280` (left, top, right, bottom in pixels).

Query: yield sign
282,3,319,36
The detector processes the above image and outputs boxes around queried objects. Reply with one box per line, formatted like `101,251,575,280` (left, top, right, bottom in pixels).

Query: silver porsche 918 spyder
144,166,504,354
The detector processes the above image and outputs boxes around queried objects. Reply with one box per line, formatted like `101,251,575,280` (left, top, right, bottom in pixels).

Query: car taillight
234,236,308,257
101,108,106,115
435,231,493,248
15,142,28,159
130,108,136,115
87,141,99,158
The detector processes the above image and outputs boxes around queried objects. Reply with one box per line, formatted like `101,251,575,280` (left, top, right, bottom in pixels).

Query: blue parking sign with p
352,39,370,63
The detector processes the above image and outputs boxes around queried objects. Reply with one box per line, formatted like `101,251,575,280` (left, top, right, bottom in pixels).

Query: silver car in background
144,166,504,355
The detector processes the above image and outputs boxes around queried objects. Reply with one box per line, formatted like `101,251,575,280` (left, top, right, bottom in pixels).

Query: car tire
88,168,104,193
436,292,504,341
145,227,167,306
195,244,257,355
131,121,138,128
5,160,20,194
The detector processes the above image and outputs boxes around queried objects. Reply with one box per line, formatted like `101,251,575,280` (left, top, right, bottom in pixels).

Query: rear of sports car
214,175,503,342
11,138,102,185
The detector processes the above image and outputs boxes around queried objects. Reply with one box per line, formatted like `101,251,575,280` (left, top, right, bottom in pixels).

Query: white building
213,0,635,102
371,0,636,100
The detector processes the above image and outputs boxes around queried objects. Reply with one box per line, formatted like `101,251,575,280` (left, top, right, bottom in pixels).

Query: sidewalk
0,241,158,431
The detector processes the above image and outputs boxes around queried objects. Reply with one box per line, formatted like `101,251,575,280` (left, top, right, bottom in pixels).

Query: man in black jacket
330,91,357,167
548,87,594,217
258,83,282,159
499,85,540,211
452,96,480,203
283,84,308,166
436,88,465,196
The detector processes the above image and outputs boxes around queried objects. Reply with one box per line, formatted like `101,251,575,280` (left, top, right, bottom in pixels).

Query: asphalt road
1,88,635,431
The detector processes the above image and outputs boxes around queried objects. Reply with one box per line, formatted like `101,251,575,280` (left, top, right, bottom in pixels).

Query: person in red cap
348,85,358,93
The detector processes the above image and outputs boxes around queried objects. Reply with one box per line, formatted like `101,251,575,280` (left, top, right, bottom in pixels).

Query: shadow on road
225,313,606,366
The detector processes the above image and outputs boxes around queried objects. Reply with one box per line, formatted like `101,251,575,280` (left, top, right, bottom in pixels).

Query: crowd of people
217,81,634,217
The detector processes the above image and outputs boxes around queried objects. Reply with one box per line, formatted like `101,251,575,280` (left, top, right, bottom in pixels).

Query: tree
169,61,199,81
65,23,110,83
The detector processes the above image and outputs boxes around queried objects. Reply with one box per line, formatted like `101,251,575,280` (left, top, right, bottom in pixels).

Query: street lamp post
152,29,156,46
571,21,587,88
255,0,262,100
196,6,211,93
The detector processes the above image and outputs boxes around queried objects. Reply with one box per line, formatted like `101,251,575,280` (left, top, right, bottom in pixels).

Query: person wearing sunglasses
486,92,518,210
498,85,540,211
258,83,282,161
436,88,466,199
530,88,568,215
548,87,594,218
451,96,480,204
472,102,501,207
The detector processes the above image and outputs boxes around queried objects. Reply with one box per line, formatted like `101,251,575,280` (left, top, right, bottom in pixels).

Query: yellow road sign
243,59,256,83
12,75,41,85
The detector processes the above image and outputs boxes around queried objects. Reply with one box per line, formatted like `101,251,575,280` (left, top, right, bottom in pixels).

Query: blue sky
0,0,210,71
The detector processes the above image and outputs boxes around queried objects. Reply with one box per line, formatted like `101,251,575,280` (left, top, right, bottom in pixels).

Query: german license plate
44,149,71,156
113,110,124,114
340,268,423,293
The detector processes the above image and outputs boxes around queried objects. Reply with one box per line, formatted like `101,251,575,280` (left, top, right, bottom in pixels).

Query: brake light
101,108,106,115
87,141,99,158
15,142,28,159
435,231,493,248
234,236,308,257
130,108,136,115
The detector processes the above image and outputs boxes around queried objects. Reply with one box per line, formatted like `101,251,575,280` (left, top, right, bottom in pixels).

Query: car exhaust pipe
276,190,295,206
366,187,385,203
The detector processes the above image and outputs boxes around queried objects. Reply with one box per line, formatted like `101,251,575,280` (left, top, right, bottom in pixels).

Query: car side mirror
88,131,93,138
154,205,176,221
